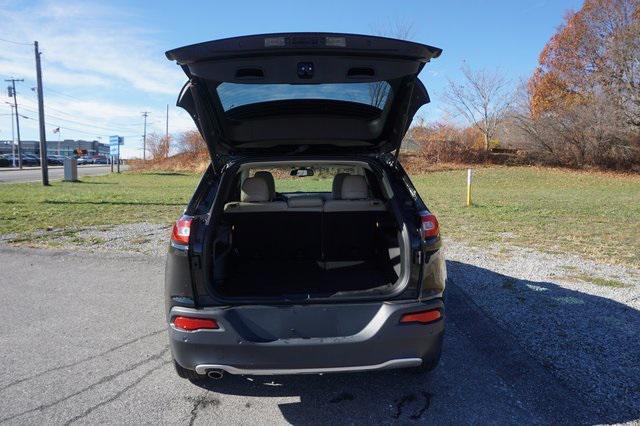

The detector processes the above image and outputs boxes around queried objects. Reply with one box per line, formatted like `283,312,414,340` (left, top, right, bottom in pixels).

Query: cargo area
208,164,407,300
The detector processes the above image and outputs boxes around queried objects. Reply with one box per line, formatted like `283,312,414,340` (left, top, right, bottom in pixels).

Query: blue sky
0,0,582,157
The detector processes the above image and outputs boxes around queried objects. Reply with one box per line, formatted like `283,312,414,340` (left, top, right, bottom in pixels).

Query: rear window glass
217,82,391,111
249,166,359,193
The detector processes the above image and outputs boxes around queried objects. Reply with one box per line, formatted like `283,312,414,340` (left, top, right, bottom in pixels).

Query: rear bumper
195,358,422,375
169,299,444,376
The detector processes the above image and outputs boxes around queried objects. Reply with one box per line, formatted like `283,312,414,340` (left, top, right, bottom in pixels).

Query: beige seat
324,175,386,212
224,177,287,212
254,171,276,201
287,197,324,212
331,173,350,199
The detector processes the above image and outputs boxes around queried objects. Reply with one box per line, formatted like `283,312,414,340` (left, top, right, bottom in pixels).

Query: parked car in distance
0,155,11,167
25,154,42,165
76,156,93,165
2,154,40,166
47,155,64,165
92,155,109,164
164,33,446,382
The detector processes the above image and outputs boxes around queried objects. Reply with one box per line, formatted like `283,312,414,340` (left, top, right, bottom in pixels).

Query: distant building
0,139,109,156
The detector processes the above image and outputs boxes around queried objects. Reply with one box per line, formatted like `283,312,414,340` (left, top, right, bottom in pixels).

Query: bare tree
443,64,514,150
368,19,413,111
176,130,208,158
145,132,172,160
370,17,415,41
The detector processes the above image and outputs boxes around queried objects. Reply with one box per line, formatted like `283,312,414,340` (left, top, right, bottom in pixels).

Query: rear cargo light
400,309,441,324
172,316,218,331
419,212,439,239
171,215,192,246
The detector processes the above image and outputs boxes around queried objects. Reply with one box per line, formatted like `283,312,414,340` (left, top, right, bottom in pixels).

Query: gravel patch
1,222,171,257
445,238,640,418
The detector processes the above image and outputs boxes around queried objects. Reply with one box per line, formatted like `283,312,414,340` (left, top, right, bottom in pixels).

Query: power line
0,37,32,46
44,87,93,103
17,113,138,138
29,89,150,130
18,104,140,133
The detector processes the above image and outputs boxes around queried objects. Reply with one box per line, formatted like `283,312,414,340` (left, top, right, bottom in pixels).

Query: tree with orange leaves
522,0,640,169
529,0,639,127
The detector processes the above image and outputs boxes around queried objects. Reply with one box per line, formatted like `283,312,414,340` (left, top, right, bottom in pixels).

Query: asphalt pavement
1,246,627,425
0,165,124,184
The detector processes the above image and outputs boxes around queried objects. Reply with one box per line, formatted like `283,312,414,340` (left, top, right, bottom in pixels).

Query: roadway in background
0,164,127,184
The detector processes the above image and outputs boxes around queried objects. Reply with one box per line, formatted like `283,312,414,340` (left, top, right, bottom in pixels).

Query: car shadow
188,260,640,424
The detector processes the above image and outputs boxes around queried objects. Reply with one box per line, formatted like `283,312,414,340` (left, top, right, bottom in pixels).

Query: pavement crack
0,328,166,392
393,394,416,419
63,360,170,425
0,346,169,423
409,392,432,420
392,392,431,421
186,391,220,426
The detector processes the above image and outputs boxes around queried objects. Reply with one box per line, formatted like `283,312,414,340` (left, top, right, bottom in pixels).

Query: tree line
415,0,639,171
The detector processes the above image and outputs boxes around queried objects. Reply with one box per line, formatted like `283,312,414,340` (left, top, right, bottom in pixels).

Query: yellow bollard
466,168,473,206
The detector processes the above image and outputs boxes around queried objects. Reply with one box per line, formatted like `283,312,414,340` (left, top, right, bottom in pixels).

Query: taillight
171,215,192,246
400,309,442,324
172,316,218,331
419,212,439,239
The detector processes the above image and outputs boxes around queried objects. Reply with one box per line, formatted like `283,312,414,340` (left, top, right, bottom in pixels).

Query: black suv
164,33,446,380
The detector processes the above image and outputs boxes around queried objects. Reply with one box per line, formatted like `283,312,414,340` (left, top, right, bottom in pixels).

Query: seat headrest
241,177,270,202
253,171,275,200
341,175,369,200
332,173,349,199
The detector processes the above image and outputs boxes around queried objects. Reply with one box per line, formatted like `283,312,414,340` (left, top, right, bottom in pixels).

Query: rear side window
216,82,391,111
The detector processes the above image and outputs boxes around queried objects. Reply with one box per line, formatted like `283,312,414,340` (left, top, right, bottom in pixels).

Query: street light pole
142,111,149,161
5,78,24,169
9,104,15,167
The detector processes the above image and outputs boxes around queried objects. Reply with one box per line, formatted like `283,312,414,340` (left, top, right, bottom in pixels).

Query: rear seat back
287,197,323,211
253,171,276,201
224,174,388,262
323,175,386,261
224,176,288,259
224,177,287,213
331,173,349,199
324,175,386,212
285,197,323,259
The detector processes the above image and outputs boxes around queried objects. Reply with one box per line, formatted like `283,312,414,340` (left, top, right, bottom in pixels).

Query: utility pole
142,111,149,161
5,78,24,169
165,104,169,158
34,41,49,185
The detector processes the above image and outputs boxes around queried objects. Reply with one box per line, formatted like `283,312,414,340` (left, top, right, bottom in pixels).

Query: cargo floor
217,259,397,298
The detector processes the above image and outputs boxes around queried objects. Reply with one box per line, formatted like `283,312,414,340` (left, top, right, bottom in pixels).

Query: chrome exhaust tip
206,369,224,380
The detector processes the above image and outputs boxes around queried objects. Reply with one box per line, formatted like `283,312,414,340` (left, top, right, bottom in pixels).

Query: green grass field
411,167,640,268
1,167,638,268
0,172,198,235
